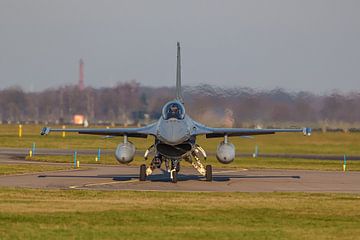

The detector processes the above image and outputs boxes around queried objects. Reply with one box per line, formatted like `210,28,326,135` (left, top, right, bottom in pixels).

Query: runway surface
1,154,360,192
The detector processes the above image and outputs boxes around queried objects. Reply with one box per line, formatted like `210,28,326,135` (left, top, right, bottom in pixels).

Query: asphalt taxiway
1,154,359,192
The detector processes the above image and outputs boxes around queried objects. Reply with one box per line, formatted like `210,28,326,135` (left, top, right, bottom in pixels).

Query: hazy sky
0,0,359,93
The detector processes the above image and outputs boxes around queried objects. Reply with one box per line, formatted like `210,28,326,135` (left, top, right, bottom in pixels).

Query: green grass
0,164,70,175
1,124,360,155
0,188,359,240
0,124,153,150
3,124,360,171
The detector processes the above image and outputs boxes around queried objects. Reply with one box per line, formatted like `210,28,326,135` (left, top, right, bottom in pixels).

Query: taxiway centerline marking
84,179,139,187
68,179,139,189
67,170,248,189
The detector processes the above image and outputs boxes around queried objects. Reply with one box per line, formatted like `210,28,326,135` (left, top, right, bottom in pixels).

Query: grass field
0,164,70,175
0,188,359,240
1,124,359,155
2,124,359,171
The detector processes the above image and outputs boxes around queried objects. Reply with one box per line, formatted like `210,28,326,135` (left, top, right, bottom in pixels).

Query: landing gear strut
171,160,180,172
185,146,212,181
170,159,179,183
170,169,177,183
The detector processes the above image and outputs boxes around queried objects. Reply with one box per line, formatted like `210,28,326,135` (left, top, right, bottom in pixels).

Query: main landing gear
139,162,212,182
184,147,212,182
139,144,212,182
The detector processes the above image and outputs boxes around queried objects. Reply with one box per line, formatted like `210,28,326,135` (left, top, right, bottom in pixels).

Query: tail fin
176,42,184,103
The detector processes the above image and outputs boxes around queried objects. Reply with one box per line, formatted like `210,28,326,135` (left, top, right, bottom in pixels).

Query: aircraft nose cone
158,119,189,145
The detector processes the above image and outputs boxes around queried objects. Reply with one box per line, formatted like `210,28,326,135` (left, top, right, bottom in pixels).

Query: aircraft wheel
139,164,146,181
205,165,212,181
176,162,180,172
171,171,177,183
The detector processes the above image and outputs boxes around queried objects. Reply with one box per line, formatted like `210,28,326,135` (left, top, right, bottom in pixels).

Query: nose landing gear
169,159,180,183
170,169,177,183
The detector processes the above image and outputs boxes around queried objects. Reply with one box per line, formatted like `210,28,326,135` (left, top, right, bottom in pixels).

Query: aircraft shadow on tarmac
38,174,300,182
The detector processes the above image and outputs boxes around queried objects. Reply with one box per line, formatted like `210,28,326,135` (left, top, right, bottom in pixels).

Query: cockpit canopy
162,101,185,120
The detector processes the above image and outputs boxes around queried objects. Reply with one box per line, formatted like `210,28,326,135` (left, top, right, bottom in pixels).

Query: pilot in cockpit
164,102,184,120
168,104,179,118
170,104,178,113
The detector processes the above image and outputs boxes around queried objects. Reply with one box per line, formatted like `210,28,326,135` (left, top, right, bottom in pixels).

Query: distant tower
78,58,85,91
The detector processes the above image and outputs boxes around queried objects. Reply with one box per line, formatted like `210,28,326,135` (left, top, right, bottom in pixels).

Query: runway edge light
98,148,101,161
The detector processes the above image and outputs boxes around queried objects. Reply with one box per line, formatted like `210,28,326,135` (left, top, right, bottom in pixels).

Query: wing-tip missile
40,127,51,135
303,127,312,136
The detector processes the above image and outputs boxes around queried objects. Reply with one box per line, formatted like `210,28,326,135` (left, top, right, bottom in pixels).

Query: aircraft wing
193,121,311,138
40,122,157,138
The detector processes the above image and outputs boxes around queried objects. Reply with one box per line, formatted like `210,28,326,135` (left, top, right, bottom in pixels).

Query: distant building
73,114,84,125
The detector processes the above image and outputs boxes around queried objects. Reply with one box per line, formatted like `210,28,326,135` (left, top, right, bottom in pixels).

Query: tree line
1,81,359,130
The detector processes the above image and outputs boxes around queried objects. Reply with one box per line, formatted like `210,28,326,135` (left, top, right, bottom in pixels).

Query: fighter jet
41,42,311,183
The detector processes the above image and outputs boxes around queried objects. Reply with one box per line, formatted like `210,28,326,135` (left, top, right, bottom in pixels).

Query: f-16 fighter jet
41,43,311,183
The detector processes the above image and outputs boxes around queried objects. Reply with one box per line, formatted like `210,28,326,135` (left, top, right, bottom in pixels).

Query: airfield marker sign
32,142,36,156
18,124,22,138
253,145,259,158
62,125,66,138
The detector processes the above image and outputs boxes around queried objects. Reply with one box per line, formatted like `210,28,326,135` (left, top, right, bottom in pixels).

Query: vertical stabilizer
176,42,183,103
